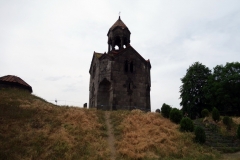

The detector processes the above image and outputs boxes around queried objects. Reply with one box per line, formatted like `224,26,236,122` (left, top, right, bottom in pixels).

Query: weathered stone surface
89,17,151,111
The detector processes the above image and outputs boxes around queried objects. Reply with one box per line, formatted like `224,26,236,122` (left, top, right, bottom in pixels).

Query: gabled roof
94,52,103,58
89,51,116,73
89,52,103,73
109,45,151,68
0,75,33,92
89,45,151,74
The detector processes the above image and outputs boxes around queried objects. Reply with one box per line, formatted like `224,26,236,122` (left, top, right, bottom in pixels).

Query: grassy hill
0,88,108,160
0,88,222,160
110,111,221,160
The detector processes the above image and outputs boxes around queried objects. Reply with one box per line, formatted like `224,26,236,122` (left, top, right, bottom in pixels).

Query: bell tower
107,16,131,52
89,17,151,111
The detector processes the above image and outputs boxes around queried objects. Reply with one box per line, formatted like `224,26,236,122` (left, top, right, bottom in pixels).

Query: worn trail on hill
105,111,116,160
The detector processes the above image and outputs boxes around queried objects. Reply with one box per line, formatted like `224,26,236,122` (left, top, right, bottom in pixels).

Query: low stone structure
0,75,32,93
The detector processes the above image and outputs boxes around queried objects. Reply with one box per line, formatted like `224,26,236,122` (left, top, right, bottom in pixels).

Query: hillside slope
0,88,108,160
0,88,222,160
110,110,221,160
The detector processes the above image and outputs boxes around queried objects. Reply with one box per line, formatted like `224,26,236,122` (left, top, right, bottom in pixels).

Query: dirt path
105,111,116,160
222,152,240,160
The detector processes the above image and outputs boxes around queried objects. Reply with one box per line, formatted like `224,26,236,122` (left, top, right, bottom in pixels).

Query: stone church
89,17,151,111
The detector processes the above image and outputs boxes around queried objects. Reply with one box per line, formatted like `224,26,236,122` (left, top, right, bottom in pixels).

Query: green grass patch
110,110,131,138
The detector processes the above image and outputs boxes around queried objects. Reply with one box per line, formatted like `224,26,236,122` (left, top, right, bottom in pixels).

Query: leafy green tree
169,108,183,124
180,62,212,119
208,62,240,115
161,103,172,118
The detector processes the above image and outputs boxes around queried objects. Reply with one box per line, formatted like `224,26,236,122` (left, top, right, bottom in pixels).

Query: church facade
89,17,151,111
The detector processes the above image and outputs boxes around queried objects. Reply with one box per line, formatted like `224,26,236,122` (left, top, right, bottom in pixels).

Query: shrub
237,125,240,139
223,116,232,130
155,109,160,113
194,126,206,144
169,108,183,124
201,109,209,118
180,117,194,132
161,103,172,118
212,107,220,122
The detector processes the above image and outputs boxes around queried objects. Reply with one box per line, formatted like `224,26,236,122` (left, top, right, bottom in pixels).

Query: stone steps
193,119,240,153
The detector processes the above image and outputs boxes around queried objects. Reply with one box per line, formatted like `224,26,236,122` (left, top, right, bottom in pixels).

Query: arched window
124,60,128,72
130,61,134,73
127,82,133,95
128,83,131,90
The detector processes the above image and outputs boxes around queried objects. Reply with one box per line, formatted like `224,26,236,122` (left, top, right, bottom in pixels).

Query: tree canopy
180,62,240,117
208,62,240,115
180,62,211,119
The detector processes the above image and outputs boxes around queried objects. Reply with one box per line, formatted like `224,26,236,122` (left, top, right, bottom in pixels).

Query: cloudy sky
1,0,240,111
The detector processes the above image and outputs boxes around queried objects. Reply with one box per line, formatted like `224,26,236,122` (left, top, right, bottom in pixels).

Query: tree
209,62,240,115
180,62,212,119
161,103,172,118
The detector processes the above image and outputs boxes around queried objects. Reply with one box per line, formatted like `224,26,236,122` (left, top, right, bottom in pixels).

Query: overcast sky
1,0,240,111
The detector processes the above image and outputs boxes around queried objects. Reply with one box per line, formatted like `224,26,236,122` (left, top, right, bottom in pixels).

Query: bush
237,125,240,139
194,126,206,143
180,117,194,132
223,116,232,130
155,109,160,113
161,103,172,118
201,109,209,118
212,107,220,122
169,108,183,124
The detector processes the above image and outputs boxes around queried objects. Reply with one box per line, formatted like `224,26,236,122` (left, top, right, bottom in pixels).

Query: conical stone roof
107,16,130,35
110,16,128,30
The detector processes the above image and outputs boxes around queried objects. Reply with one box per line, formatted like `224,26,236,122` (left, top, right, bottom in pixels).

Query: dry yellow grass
232,117,240,125
112,110,220,160
0,88,109,160
0,88,224,160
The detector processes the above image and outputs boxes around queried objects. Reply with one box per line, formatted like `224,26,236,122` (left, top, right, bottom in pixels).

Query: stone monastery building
89,17,151,111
